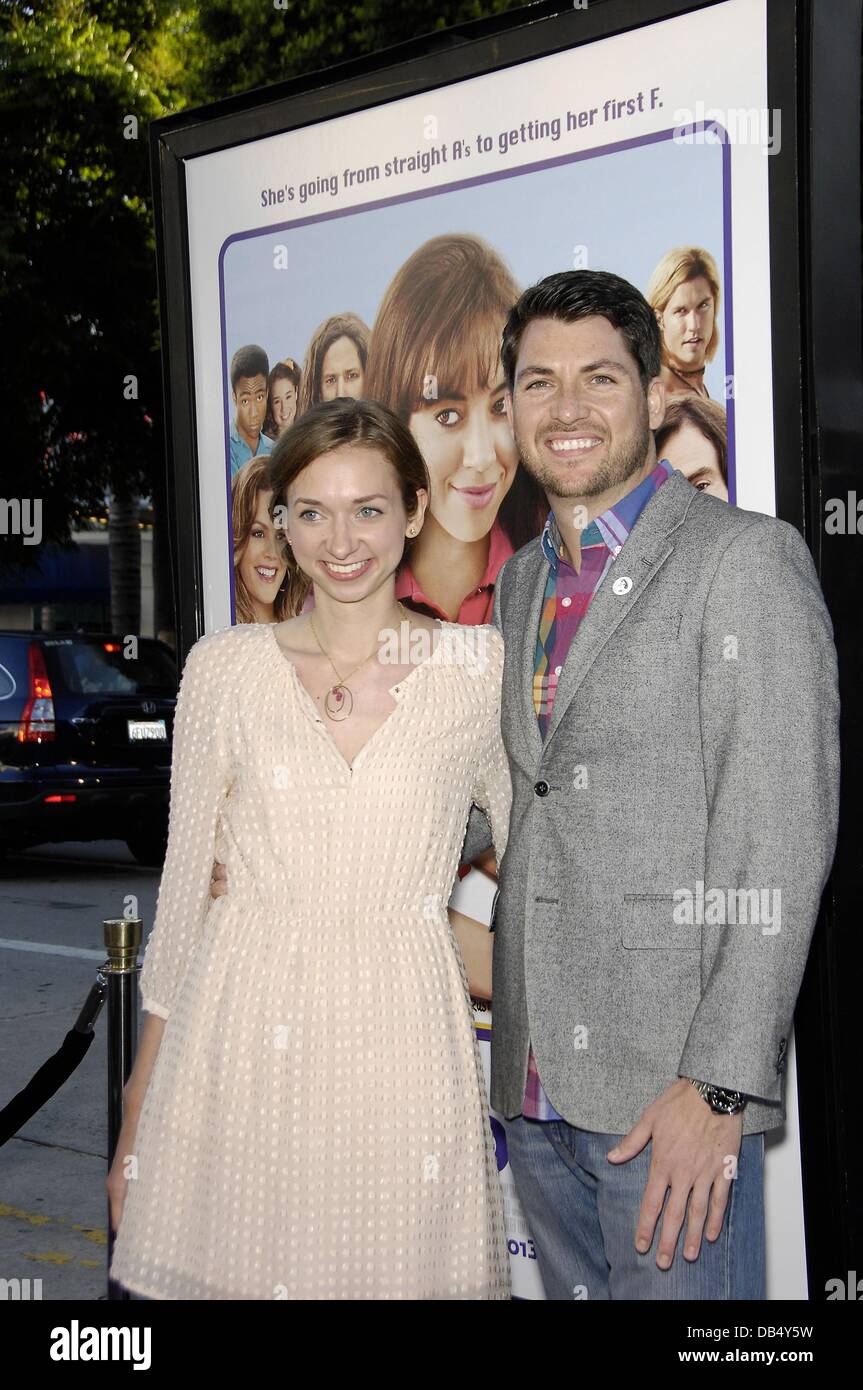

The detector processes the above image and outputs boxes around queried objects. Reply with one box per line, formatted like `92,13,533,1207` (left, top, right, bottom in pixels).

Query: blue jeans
502,1116,765,1300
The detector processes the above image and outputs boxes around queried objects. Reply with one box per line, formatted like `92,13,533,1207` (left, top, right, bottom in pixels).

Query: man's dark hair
230,344,270,392
500,270,662,392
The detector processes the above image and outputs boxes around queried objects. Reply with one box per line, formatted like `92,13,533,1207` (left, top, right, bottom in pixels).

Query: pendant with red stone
324,682,352,720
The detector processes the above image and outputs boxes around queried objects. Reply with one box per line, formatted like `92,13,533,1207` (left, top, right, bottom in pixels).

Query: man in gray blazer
461,269,839,1299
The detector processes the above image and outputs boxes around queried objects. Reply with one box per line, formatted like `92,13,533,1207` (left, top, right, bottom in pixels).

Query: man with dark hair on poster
459,268,839,1298
230,344,275,477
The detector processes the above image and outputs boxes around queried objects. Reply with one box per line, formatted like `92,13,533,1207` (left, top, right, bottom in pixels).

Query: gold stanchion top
103,918,142,971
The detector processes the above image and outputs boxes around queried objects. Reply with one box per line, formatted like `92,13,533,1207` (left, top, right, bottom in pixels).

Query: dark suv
0,631,178,865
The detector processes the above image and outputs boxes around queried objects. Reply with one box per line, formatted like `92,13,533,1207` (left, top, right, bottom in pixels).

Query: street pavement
0,841,158,1301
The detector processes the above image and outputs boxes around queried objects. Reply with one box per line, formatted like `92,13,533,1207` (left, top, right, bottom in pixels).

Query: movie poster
181,0,800,1297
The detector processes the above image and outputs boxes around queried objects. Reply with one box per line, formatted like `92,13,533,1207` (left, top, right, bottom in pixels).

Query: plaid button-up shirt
523,457,675,1120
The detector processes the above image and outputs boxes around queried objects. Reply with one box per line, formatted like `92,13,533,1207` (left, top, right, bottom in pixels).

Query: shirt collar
230,421,252,454
396,517,515,606
540,457,675,572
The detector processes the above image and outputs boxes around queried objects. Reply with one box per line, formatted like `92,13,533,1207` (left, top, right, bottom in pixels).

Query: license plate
128,719,167,742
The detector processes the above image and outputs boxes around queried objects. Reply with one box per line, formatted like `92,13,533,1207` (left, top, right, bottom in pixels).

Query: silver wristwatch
687,1077,747,1115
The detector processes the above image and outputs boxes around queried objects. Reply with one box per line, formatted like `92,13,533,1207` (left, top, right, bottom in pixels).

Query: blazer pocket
621,893,701,950
623,611,684,635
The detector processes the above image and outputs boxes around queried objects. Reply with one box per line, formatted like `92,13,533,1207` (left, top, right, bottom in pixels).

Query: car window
0,659,19,700
44,640,177,696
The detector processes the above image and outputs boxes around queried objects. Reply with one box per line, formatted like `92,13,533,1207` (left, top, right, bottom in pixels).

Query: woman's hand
106,1106,141,1234
449,908,493,1001
105,1014,166,1233
210,861,228,899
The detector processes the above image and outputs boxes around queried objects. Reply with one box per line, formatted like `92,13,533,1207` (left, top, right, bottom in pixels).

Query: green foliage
183,0,523,103
0,0,188,569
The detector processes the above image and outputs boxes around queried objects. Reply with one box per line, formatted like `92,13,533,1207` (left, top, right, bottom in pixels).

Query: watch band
687,1077,747,1115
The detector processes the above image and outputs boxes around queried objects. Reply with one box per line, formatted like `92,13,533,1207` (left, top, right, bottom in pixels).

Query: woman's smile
320,556,375,580
451,480,498,510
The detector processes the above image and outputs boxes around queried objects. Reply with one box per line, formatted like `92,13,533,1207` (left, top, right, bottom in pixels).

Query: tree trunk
108,490,141,638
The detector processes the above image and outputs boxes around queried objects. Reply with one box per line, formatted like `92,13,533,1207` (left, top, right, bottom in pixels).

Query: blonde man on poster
646,247,721,400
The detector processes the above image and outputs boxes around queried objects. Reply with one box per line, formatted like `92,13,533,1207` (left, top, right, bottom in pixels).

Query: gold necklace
309,601,409,721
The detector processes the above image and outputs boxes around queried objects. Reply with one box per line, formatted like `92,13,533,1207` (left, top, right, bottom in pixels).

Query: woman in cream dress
107,399,512,1300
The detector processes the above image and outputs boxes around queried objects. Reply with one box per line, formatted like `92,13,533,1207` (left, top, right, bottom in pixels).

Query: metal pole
104,917,142,1301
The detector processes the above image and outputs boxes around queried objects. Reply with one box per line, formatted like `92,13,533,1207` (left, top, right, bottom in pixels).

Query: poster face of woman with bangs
359,235,548,628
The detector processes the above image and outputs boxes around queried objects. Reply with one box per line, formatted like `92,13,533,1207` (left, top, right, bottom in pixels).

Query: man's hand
607,1077,743,1269
209,860,227,899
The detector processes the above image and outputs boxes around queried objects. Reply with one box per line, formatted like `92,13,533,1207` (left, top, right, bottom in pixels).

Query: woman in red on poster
364,235,545,895
364,233,545,626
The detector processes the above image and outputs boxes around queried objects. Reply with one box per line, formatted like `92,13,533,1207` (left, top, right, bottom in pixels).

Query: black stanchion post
104,917,142,1301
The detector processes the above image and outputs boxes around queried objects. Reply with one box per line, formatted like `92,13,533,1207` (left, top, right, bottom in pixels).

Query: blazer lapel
505,542,544,767
541,469,697,751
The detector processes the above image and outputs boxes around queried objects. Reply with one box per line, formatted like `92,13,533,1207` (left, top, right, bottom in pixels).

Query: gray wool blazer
461,467,840,1135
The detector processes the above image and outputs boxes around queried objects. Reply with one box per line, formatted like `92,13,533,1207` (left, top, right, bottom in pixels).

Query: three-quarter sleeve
139,632,234,1020
469,627,512,870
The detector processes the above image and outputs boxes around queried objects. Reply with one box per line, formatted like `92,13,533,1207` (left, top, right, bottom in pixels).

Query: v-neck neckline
265,618,445,774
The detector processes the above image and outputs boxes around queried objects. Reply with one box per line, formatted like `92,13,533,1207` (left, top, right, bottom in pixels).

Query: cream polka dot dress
109,619,512,1300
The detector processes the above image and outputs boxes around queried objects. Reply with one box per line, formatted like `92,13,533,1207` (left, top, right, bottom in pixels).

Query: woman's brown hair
267,397,430,616
654,395,728,485
364,234,546,550
232,455,292,624
297,314,370,416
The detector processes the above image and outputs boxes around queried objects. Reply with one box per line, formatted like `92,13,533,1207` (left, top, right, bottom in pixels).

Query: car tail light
17,642,56,742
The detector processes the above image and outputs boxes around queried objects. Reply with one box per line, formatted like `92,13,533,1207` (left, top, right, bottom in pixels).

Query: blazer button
534,780,550,796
